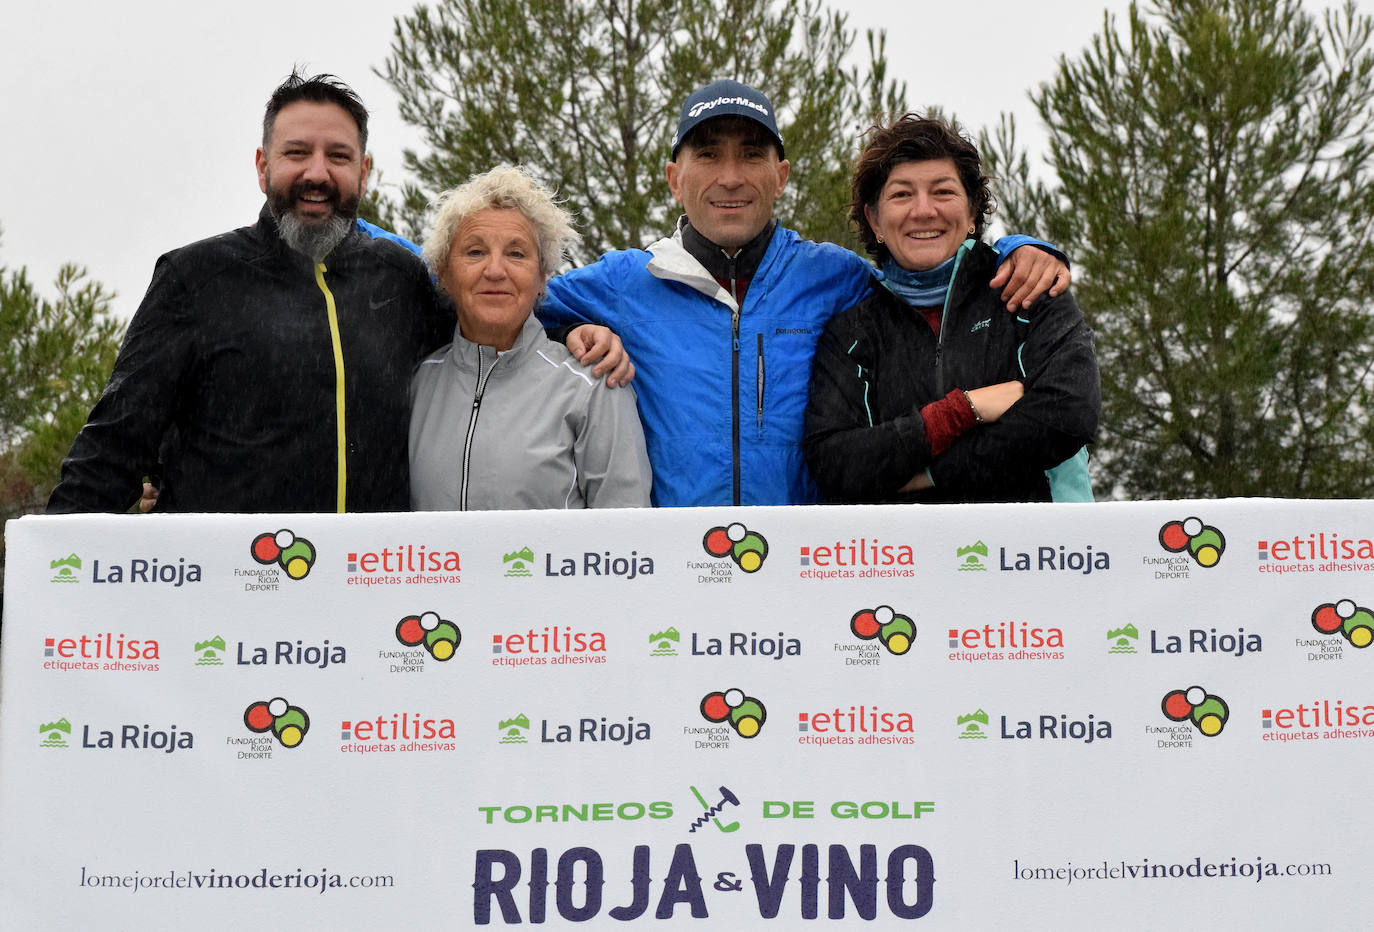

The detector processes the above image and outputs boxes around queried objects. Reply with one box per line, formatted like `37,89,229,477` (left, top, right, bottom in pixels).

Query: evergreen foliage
376,0,904,259
1,233,124,580
989,0,1374,498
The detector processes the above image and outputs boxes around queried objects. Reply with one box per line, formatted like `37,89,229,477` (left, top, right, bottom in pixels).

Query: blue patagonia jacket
540,224,872,506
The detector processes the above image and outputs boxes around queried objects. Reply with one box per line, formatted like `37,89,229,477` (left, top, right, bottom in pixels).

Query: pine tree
989,0,1374,498
1,238,124,518
375,0,903,258
1,234,125,586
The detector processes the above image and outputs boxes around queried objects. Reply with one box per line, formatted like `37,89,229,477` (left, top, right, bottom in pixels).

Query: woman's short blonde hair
423,165,580,279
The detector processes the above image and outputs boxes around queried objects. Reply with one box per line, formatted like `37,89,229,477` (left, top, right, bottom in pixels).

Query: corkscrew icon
688,785,741,833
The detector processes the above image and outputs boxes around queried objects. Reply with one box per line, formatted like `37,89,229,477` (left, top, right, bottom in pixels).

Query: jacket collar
679,218,776,284
944,240,998,311
254,202,362,272
443,311,547,372
868,240,1000,314
645,218,785,311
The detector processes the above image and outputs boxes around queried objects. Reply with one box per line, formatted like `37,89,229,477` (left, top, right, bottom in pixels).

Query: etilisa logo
956,542,988,572
1161,686,1229,737
797,704,914,746
503,547,534,578
702,523,769,573
498,714,531,744
340,711,457,753
957,710,989,739
396,611,461,660
649,627,680,657
1312,599,1373,649
798,536,915,581
1108,625,1139,654
346,541,461,586
244,697,311,748
50,554,81,583
947,621,1065,663
1261,697,1374,741
1256,531,1374,574
701,688,767,738
40,717,72,748
43,632,161,673
194,636,226,666
251,529,316,580
850,606,916,655
492,624,607,668
1159,518,1225,567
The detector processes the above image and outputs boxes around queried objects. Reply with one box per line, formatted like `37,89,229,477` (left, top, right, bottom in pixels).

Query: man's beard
267,178,361,261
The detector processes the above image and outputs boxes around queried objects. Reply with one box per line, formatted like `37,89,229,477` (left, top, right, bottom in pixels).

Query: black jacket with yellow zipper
48,204,451,514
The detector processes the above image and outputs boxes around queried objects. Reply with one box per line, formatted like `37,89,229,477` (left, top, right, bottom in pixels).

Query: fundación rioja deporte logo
395,611,462,660
700,688,767,738
850,606,916,655
1159,518,1225,568
1312,599,1374,649
1161,686,1229,737
703,523,769,573
251,529,317,580
244,697,311,748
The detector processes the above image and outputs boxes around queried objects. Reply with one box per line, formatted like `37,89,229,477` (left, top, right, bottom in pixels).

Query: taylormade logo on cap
688,95,770,119
672,79,784,158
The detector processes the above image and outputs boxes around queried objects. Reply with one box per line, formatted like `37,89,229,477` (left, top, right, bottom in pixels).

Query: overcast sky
0,0,1141,321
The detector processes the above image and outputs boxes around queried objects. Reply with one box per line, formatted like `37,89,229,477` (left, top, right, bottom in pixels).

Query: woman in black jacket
804,114,1099,503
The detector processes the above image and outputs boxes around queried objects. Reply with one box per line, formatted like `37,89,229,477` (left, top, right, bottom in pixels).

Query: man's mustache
290,180,339,202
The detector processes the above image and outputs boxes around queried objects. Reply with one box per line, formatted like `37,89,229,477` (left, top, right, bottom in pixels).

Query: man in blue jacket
537,79,1068,507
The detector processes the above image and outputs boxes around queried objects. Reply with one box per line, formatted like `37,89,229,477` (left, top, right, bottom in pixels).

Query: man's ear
773,159,790,201
665,160,682,204
256,147,269,194
360,153,372,197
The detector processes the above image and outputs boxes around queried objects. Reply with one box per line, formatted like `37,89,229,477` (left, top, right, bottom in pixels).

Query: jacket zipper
314,262,348,513
934,241,972,395
459,346,497,510
756,332,765,434
729,254,741,506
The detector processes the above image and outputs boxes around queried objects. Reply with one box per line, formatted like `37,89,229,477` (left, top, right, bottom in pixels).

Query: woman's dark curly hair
850,113,994,263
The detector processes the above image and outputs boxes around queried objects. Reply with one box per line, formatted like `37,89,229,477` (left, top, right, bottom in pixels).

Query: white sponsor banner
1,501,1370,929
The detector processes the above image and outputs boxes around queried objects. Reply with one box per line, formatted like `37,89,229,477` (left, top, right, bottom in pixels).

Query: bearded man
48,71,454,513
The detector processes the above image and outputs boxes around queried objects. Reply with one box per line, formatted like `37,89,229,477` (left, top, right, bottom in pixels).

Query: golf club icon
688,785,741,833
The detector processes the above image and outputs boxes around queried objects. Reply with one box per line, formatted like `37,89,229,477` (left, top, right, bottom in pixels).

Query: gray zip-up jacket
409,313,651,511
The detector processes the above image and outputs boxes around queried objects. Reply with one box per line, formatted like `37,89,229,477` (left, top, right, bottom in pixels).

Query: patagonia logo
775,327,814,335
970,318,991,332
